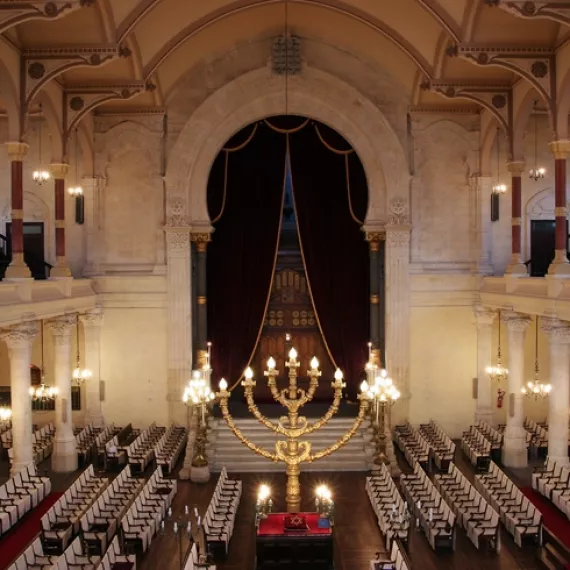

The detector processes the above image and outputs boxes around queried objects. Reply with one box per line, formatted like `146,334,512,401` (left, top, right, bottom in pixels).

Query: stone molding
388,197,409,225
165,66,410,228
0,321,37,348
165,230,191,252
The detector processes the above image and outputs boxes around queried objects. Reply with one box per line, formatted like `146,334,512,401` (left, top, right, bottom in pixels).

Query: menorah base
190,464,211,483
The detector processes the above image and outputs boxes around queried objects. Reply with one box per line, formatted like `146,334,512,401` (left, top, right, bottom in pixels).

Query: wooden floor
138,468,544,570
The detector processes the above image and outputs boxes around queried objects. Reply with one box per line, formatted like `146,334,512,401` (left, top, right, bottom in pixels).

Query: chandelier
68,128,83,196
522,317,551,399
492,128,507,195
486,311,508,383
0,407,12,421
30,321,58,402
529,102,546,181
72,318,91,385
32,104,50,186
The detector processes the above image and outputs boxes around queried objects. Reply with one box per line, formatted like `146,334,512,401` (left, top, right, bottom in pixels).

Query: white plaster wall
411,117,478,268
94,118,165,272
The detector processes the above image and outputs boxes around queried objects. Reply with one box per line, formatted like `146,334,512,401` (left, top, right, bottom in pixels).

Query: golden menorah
216,347,371,512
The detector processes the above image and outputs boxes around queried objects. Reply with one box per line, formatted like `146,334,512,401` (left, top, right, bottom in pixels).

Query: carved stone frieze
388,197,410,225
385,230,410,248
166,196,190,228
165,230,190,252
0,321,37,349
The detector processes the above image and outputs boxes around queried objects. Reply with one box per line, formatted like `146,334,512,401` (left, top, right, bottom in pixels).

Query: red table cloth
257,513,332,537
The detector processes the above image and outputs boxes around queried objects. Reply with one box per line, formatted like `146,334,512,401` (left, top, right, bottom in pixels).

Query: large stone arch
165,65,410,228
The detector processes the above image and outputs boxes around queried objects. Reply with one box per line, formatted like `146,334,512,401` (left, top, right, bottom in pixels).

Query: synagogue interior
2,1,570,569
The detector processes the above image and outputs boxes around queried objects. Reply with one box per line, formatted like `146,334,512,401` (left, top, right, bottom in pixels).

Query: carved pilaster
82,177,104,276
384,198,411,421
473,306,497,424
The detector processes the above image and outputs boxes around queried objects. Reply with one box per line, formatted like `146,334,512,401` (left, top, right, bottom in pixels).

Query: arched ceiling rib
0,0,567,116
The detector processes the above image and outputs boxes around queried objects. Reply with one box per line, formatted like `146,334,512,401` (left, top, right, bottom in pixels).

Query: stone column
365,230,384,364
473,306,496,425
505,162,527,276
79,307,105,427
82,176,104,276
542,318,570,465
548,140,570,276
49,163,72,278
165,225,193,426
502,311,531,467
0,322,37,476
47,314,77,472
191,233,211,368
5,142,31,280
384,198,411,422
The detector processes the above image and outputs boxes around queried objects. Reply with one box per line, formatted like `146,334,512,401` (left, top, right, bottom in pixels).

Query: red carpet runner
0,492,62,570
521,487,570,551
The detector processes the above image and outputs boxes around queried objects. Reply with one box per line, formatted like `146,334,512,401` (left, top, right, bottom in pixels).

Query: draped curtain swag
206,118,370,396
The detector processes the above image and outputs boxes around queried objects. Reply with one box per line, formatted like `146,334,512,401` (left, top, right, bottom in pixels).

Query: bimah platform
256,512,333,570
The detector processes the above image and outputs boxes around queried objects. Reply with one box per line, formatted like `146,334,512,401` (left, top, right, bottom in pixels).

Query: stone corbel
424,80,513,151
0,1,94,36
448,44,556,134
62,82,153,156
486,1,570,27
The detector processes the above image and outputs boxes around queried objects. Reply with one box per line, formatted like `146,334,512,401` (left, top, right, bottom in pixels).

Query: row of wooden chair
154,424,187,474
0,464,51,537
434,462,500,552
532,458,570,520
41,464,109,554
461,426,491,471
400,462,456,552
371,540,410,570
475,462,542,547
394,423,429,469
204,467,242,563
418,420,455,472
366,465,410,550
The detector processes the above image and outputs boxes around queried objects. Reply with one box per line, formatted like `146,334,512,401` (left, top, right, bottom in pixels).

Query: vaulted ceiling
2,1,569,113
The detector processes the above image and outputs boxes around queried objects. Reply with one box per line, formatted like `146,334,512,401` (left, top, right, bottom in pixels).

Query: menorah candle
429,508,433,522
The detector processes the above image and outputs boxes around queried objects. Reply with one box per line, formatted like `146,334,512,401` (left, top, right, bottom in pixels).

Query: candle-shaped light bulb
310,356,319,370
288,347,297,360
245,367,253,379
368,341,372,361
334,368,343,381
360,380,369,393
267,357,276,370
219,378,228,391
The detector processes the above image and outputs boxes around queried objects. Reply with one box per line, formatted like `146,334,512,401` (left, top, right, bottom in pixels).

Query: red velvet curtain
289,123,369,399
207,124,286,387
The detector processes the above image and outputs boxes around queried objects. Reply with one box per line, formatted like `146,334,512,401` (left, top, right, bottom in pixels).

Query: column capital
191,232,212,253
49,163,69,179
79,306,104,328
550,139,570,160
502,310,531,332
507,161,525,174
46,313,77,342
165,228,191,252
385,225,411,248
473,305,496,327
6,142,28,162
0,321,37,349
541,317,570,343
